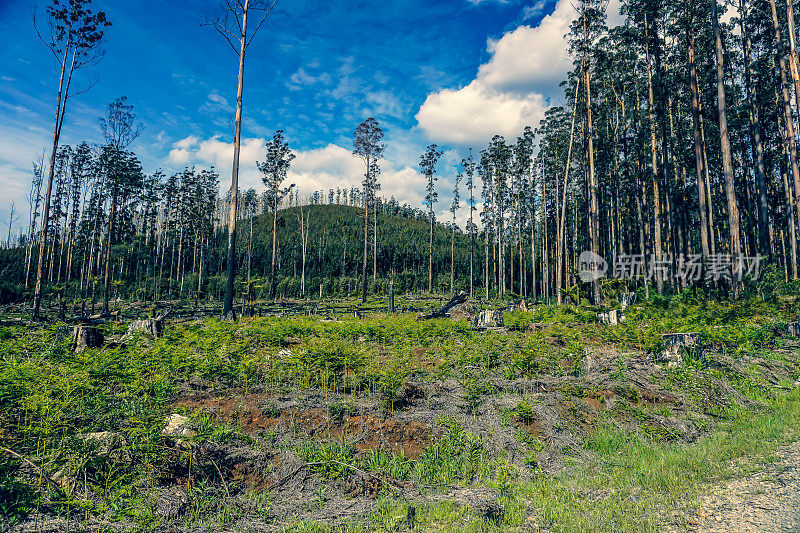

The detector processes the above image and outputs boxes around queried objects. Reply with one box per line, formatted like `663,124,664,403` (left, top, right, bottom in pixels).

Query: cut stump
73,326,104,353
596,309,625,325
473,310,504,330
660,332,701,365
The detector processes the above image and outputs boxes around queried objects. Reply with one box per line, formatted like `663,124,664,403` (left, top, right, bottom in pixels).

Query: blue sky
0,0,599,233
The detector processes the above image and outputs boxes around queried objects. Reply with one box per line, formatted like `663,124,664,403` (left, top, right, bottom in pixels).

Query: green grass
0,296,799,531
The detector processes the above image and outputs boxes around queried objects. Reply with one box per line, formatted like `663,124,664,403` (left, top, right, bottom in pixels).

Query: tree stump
788,323,800,337
621,292,637,310
72,326,104,353
659,332,701,365
506,300,529,313
126,318,164,339
473,310,504,330
596,309,625,325
55,325,72,344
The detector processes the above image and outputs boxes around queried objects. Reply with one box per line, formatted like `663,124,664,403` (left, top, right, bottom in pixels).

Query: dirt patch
173,392,435,459
667,440,800,532
556,399,599,435
584,389,615,411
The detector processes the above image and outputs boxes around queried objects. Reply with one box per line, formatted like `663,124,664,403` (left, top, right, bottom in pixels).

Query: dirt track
674,440,800,532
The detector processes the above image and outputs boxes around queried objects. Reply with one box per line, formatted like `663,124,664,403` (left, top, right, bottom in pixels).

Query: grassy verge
283,389,800,533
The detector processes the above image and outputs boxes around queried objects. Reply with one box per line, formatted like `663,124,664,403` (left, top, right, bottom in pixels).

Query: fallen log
420,291,468,319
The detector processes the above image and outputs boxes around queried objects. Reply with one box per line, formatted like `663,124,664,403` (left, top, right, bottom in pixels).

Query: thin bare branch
246,0,279,47
215,25,240,54
67,77,100,99
31,7,62,63
1,446,69,497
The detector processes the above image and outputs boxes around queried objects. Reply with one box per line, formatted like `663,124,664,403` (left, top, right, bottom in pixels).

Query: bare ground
667,440,800,533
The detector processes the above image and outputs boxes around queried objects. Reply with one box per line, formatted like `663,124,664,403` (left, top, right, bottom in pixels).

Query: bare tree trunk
102,189,117,313
770,0,800,277
741,0,770,256
711,0,742,284
556,79,580,305
32,46,72,320
583,8,600,304
485,226,490,300
362,174,369,303
450,223,455,292
688,26,712,260
298,206,308,297
542,157,549,302
783,161,799,278
270,198,279,299
428,213,434,292
645,21,663,293
223,0,250,319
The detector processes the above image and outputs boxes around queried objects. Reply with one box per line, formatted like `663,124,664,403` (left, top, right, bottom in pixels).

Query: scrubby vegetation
1,293,799,532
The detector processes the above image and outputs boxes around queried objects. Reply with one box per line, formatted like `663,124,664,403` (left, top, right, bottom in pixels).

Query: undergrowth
0,295,798,531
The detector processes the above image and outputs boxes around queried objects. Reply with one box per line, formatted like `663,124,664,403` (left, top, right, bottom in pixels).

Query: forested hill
0,203,481,304
237,204,477,298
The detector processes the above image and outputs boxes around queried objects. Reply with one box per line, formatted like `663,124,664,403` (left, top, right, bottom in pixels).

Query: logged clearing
2,296,800,532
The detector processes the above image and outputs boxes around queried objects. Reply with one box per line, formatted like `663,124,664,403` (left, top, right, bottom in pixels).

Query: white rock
162,414,195,439
275,349,292,359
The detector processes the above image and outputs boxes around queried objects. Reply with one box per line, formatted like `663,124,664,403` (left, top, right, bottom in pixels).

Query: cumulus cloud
417,0,624,147
416,81,546,145
164,136,428,208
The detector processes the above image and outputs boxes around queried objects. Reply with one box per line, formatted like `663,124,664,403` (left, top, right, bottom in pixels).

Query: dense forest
6,0,800,315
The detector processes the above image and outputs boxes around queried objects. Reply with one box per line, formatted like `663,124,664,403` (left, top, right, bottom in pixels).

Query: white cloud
417,0,624,147
199,89,233,115
521,0,547,21
416,81,547,145
288,67,332,88
164,136,428,209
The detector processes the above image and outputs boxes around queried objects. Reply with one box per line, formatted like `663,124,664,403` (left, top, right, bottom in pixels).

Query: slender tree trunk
428,213,434,292
485,226,489,300
270,200,279,299
32,45,71,320
223,0,249,319
689,30,711,259
450,223,455,292
583,10,601,304
542,157,549,302
645,22,663,293
741,0,770,256
362,171,369,303
469,194,474,299
102,189,117,313
557,79,580,305
771,0,800,277
711,0,742,285
783,158,799,278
